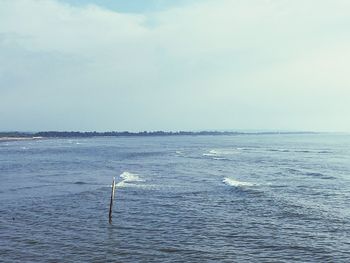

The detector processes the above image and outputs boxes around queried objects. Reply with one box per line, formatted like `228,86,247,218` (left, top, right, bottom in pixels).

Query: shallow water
1,134,350,262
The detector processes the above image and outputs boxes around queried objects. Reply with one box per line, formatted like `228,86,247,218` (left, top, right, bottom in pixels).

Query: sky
1,0,350,132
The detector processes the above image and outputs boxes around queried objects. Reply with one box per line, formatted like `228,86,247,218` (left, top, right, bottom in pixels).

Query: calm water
1,134,350,262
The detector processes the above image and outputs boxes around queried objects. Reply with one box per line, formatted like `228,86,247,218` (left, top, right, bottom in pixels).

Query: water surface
1,134,349,262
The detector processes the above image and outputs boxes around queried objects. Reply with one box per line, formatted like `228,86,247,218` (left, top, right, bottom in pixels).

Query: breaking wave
223,177,255,187
203,150,220,157
116,171,143,188
203,149,240,159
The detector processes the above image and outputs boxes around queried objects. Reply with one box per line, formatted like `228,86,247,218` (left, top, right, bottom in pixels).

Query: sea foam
203,150,220,156
223,177,254,187
116,171,143,187
203,149,240,157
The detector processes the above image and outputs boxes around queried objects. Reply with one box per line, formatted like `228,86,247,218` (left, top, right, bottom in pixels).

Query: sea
0,133,349,262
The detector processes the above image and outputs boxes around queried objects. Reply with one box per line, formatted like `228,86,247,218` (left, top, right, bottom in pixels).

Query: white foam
120,171,142,182
213,157,227,160
203,149,220,156
175,151,185,157
203,149,240,157
223,177,254,187
116,171,143,187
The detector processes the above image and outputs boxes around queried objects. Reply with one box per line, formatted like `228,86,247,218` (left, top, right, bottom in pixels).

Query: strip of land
0,136,43,142
0,131,316,140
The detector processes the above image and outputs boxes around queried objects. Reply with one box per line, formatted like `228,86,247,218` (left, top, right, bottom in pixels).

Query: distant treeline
0,132,34,138
35,131,240,137
0,130,315,138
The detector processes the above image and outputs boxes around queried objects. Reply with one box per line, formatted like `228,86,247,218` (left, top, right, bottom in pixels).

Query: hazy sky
1,0,349,132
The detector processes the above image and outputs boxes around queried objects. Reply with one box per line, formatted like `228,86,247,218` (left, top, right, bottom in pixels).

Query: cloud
0,0,350,131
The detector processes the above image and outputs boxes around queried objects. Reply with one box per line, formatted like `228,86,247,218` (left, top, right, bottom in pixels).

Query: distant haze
1,0,350,132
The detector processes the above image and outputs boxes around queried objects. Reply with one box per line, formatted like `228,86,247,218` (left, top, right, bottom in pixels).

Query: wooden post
109,177,116,224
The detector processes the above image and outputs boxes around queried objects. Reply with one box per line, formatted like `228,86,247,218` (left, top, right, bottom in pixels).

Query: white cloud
1,0,350,131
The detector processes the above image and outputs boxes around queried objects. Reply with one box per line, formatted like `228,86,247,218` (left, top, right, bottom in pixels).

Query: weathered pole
109,177,116,224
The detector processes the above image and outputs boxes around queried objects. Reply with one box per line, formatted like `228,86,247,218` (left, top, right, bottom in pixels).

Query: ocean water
0,134,350,262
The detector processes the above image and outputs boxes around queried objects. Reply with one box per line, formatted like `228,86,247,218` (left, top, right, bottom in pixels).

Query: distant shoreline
0,136,43,142
0,131,317,141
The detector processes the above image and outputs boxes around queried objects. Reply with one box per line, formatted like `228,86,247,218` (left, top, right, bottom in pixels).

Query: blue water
1,134,350,262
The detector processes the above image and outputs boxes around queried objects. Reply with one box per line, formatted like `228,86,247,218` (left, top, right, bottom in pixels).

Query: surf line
109,177,116,224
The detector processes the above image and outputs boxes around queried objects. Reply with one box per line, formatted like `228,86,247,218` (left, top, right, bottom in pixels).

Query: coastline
0,130,318,140
0,136,43,143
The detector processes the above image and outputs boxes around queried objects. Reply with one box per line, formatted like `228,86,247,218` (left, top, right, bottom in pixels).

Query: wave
236,147,251,151
203,149,240,158
268,148,331,154
213,157,228,160
285,168,303,175
175,150,187,157
115,171,143,188
74,181,87,185
223,177,255,188
203,150,220,157
318,150,332,154
268,148,290,153
296,150,332,154
295,150,311,153
304,172,334,180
